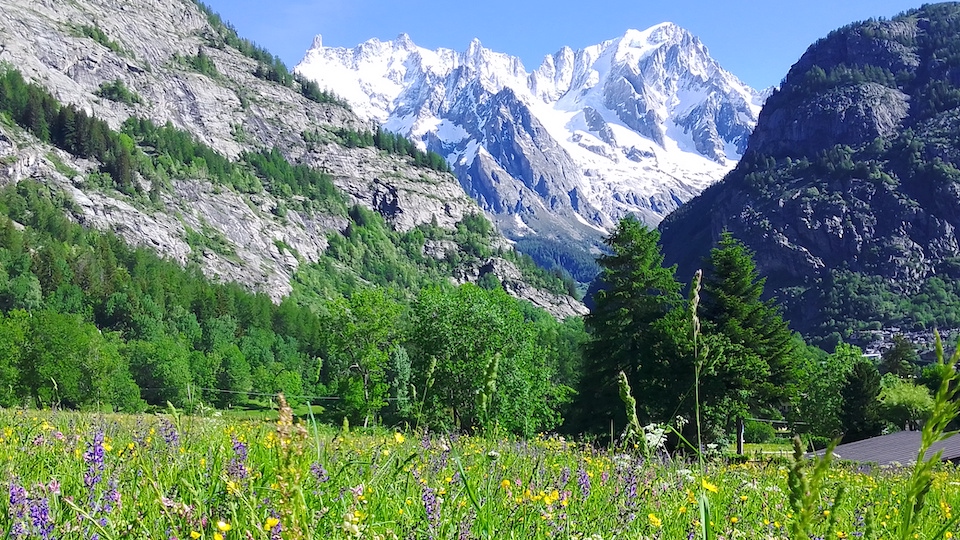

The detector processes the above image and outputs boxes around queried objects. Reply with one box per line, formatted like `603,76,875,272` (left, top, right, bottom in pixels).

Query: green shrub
744,419,776,443
94,79,143,106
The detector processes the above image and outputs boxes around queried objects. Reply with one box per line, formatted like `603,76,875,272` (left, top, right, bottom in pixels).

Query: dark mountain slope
660,3,960,340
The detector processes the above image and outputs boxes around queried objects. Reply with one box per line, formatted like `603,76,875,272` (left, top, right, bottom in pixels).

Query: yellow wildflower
648,513,662,528
264,517,280,530
216,520,231,532
701,479,719,493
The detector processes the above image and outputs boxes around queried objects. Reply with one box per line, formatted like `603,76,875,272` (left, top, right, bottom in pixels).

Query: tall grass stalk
691,269,704,466
690,269,716,540
786,435,841,540
897,330,960,540
616,370,645,454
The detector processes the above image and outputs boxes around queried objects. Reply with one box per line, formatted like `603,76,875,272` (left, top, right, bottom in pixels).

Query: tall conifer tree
575,217,681,433
700,232,798,410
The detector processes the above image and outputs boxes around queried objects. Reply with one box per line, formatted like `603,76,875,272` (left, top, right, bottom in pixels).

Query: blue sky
200,0,922,90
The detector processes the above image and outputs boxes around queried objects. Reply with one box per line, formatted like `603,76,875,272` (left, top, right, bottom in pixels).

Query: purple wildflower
9,482,27,507
104,477,121,513
8,482,27,540
83,430,106,490
625,472,639,505
558,466,570,486
421,485,441,535
159,419,179,449
577,465,590,500
267,513,283,540
310,462,330,483
226,435,248,480
431,446,450,473
28,496,54,539
458,511,474,540
8,481,54,540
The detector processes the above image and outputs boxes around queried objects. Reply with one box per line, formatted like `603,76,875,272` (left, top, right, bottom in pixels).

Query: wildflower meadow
0,394,958,540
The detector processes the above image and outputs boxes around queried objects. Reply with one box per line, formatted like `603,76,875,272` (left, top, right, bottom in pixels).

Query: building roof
810,430,960,466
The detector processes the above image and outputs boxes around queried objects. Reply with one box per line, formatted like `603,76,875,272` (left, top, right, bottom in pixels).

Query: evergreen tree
840,359,884,442
575,217,682,434
700,232,798,408
880,334,920,378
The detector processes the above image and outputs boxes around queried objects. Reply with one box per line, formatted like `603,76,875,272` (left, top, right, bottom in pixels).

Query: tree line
569,217,950,449
322,127,452,173
0,68,139,194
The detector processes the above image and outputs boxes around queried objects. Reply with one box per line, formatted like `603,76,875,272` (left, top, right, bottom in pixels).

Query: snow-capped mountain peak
295,24,766,252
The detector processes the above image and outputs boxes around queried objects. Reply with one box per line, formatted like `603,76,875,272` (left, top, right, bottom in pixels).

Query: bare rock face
454,257,588,319
752,83,910,158
0,124,343,301
307,146,476,232
0,0,584,315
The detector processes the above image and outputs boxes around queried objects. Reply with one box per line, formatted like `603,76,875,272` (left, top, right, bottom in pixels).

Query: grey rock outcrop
454,257,588,318
0,0,585,315
752,83,910,158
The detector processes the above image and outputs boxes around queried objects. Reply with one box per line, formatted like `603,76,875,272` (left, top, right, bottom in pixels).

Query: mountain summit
296,25,766,268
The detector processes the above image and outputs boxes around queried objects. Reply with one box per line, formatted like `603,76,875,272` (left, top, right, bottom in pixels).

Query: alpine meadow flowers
0,406,956,538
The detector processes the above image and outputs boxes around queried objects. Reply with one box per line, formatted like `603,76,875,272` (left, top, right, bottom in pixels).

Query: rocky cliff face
296,24,765,261
659,4,960,338
0,0,585,317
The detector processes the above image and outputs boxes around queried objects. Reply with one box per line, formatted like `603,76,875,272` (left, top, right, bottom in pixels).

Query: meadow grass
0,401,958,539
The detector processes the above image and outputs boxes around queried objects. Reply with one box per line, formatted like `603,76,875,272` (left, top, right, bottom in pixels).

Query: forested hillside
0,64,586,433
0,0,590,434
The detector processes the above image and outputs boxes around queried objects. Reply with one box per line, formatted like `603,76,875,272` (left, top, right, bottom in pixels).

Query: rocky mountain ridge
295,24,766,268
0,0,585,317
659,3,960,339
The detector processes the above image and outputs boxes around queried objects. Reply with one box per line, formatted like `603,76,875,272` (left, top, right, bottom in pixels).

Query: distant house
810,430,960,466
